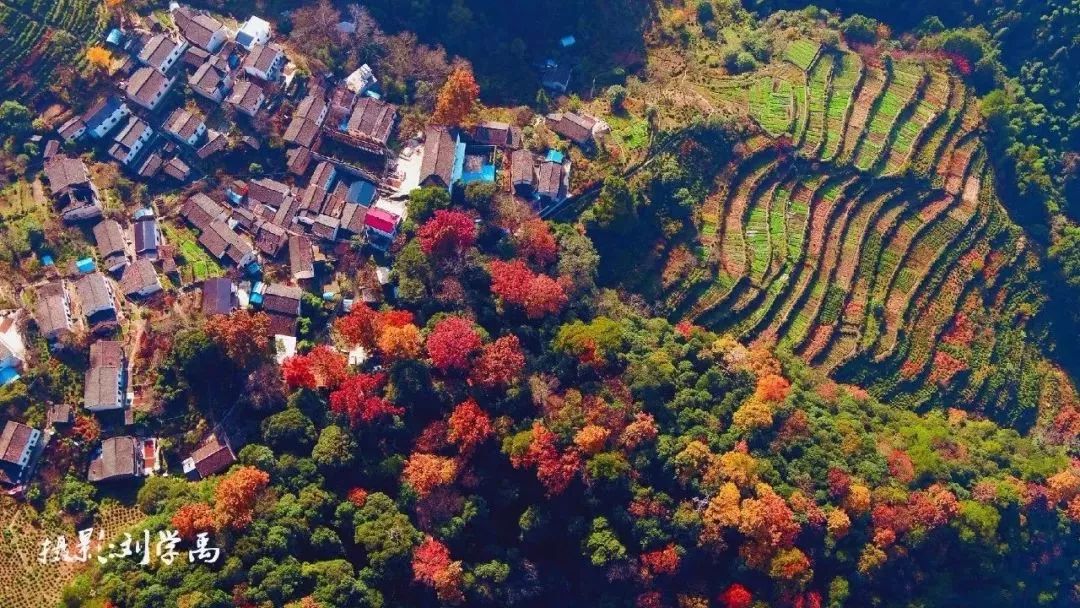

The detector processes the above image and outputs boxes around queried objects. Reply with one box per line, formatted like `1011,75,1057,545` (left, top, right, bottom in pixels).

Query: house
162,107,206,146
133,216,161,259
182,431,236,480
119,259,162,299
0,421,41,488
93,219,128,274
546,111,604,147
242,43,285,81
254,221,288,257
339,97,397,153
197,129,228,158
87,436,141,483
537,160,569,205
201,277,236,316
284,118,320,149
510,149,537,196
327,86,356,127
172,6,229,52
363,208,401,251
76,272,117,320
137,33,188,74
182,193,229,230
163,156,192,182
109,116,153,166
419,126,464,192
289,235,314,280
182,45,211,68
345,64,376,94
309,161,336,192
200,220,255,266
248,177,291,208
261,283,303,336
286,146,313,176
235,16,272,50
311,214,340,241
189,59,234,103
34,282,74,342
469,121,522,148
81,96,130,139
541,62,572,92
84,340,126,413
125,67,175,111
57,116,87,142
227,80,265,116
47,404,74,428
43,155,102,222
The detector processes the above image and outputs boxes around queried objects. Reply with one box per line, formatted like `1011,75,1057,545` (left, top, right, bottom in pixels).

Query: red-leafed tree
426,316,483,372
172,502,215,541
334,303,381,350
347,487,369,507
718,584,753,608
418,210,477,257
514,422,581,496
282,355,317,390
489,259,568,319
412,536,465,603
213,466,270,531
514,218,558,266
754,373,791,403
640,544,680,578
447,398,493,453
329,373,402,427
470,334,526,388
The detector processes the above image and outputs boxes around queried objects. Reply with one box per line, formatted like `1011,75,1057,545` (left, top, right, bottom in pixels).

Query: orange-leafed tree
334,303,381,350
426,315,482,373
172,502,215,541
206,310,271,369
86,46,112,71
431,64,480,127
754,373,791,403
377,323,423,360
489,259,568,320
514,218,558,266
213,466,270,531
403,453,458,497
639,543,680,578
470,334,526,388
329,372,402,427
573,425,611,455
447,398,493,453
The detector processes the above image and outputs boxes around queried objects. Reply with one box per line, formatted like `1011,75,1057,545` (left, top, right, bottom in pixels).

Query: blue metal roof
0,366,20,386
450,140,467,185
346,180,377,206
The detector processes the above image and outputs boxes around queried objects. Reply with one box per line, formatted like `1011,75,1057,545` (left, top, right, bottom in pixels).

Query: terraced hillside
0,0,108,100
657,43,1077,432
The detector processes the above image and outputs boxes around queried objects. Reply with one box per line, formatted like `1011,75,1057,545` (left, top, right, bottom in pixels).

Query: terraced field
0,0,108,100
660,45,1074,424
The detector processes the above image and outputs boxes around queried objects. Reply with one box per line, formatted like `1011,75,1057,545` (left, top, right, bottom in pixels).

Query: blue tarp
322,292,336,301
106,28,123,46
545,149,565,163
560,35,576,47
0,366,20,386
41,255,54,266
249,292,263,306
246,262,262,276
76,258,96,273
346,180,377,206
450,140,467,185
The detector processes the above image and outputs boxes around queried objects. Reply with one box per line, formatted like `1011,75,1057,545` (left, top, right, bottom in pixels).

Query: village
0,2,611,494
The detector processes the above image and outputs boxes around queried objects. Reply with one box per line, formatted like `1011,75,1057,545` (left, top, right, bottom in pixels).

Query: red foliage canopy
718,584,753,608
514,218,558,266
329,372,401,427
515,422,581,496
282,346,350,390
426,315,483,372
489,259,568,319
470,334,526,388
418,210,477,257
172,502,215,541
447,398,493,453
412,536,452,585
213,466,270,531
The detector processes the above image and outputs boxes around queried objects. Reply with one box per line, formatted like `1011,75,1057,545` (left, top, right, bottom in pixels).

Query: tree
377,323,423,360
282,356,318,390
0,101,32,140
754,374,791,403
353,492,422,570
262,408,317,452
718,584,753,608
172,502,215,541
213,466,270,531
470,334,526,388
589,175,637,231
431,64,480,127
311,425,357,469
333,304,381,350
205,310,271,369
447,399,493,453
585,516,627,566
841,15,879,44
402,453,457,497
329,373,402,427
409,187,452,224
514,219,558,267
86,46,112,71
412,537,465,604
489,259,568,319
573,425,611,455
426,316,482,372
417,210,477,257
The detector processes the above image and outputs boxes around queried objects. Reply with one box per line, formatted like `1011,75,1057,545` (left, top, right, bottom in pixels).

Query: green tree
585,516,627,566
262,408,317,453
311,425,357,470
